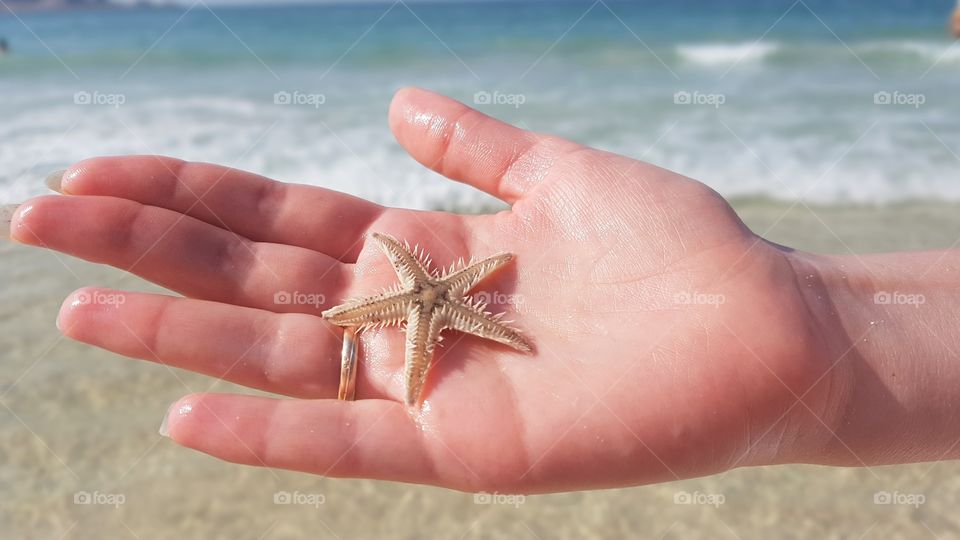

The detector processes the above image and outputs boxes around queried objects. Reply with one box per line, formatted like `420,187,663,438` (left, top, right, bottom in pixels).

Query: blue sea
0,0,958,207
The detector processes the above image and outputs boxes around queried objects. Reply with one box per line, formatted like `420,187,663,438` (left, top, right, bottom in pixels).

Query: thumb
388,87,583,204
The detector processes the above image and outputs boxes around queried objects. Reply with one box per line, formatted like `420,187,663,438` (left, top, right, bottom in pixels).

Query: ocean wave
854,40,960,63
2,99,958,208
675,42,780,66
674,40,960,70
1,47,959,208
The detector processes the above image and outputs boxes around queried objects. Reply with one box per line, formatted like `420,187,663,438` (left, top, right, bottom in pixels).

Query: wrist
787,249,960,466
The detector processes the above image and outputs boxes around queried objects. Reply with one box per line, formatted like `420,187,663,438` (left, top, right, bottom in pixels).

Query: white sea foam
0,92,496,211
0,55,958,208
675,42,780,66
856,40,960,63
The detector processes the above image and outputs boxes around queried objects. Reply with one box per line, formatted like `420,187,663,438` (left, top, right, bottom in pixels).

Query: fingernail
45,170,67,193
158,409,171,437
159,400,192,437
158,402,174,437
1,204,19,240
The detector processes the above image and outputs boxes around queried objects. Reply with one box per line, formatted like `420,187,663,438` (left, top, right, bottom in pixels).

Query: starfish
322,233,532,406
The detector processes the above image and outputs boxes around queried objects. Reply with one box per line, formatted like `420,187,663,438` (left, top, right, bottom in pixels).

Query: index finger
51,156,385,262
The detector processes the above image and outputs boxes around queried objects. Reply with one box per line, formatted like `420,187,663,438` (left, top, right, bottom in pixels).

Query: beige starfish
322,233,532,406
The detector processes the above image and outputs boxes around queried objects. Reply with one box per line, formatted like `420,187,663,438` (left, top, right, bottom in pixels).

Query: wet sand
2,199,959,539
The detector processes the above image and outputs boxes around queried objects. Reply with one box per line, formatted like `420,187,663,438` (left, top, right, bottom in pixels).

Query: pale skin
7,88,960,493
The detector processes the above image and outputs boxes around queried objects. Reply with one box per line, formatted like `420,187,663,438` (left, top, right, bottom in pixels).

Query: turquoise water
0,0,958,206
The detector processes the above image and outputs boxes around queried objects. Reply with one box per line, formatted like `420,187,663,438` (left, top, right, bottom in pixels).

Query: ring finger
58,287,390,399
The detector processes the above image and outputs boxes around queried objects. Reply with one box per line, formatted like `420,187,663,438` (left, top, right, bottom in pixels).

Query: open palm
13,88,837,493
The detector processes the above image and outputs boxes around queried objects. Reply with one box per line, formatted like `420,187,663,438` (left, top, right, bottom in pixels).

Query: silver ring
338,327,358,400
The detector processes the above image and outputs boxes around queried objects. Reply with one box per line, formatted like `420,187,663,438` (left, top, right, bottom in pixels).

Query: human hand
7,88,869,493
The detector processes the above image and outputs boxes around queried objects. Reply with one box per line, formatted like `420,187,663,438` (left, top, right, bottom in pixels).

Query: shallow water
2,200,960,539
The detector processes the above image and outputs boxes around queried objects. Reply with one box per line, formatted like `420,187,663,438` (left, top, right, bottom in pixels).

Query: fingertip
57,286,106,333
56,287,87,334
160,393,203,440
57,163,96,195
387,87,478,186
385,87,558,202
160,392,264,465
389,86,438,140
8,197,49,245
389,86,431,118
388,86,416,121
56,156,104,195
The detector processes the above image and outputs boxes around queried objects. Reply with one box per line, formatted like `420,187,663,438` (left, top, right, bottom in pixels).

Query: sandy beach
3,199,959,539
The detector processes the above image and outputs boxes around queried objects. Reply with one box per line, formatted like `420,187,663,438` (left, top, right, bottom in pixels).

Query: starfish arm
371,233,430,287
440,252,515,298
403,304,446,407
321,289,416,328
440,299,532,353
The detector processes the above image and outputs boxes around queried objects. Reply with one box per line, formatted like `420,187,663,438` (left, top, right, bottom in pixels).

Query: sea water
0,0,957,209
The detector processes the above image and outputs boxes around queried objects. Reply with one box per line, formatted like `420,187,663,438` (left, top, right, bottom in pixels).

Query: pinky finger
161,394,437,484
